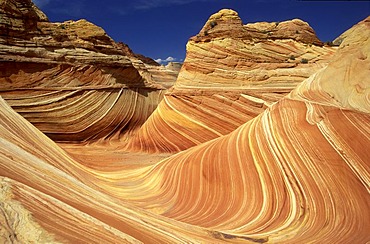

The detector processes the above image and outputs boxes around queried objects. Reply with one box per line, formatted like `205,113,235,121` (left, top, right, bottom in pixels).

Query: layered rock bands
0,0,179,142
125,9,337,152
0,2,369,243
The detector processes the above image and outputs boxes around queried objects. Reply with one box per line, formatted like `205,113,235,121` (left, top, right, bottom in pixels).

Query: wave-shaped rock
89,16,370,242
1,15,369,242
0,1,369,243
144,18,369,242
125,9,336,152
0,97,216,243
0,0,179,142
290,16,370,114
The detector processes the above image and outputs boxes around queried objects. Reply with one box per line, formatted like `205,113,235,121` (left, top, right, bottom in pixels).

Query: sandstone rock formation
0,0,179,142
0,15,369,242
144,62,183,89
0,97,212,243
0,1,369,243
125,9,337,152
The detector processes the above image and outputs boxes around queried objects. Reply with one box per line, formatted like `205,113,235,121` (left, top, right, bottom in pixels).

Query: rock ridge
0,4,369,244
124,9,337,152
193,9,322,46
0,0,179,142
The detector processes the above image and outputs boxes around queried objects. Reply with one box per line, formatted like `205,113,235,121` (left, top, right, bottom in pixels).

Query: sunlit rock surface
0,2,369,243
0,0,179,142
125,9,337,152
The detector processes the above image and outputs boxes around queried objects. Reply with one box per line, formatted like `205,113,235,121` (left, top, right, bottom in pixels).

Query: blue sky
34,0,369,64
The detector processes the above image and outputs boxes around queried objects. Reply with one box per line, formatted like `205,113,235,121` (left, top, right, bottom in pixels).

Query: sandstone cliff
0,0,179,142
125,9,337,152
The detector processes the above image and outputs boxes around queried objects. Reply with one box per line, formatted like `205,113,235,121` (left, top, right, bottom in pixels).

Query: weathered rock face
196,9,322,45
0,0,48,38
136,17,369,242
0,16,368,243
0,0,158,66
178,9,331,89
0,0,179,142
290,17,370,114
0,0,161,85
145,62,183,89
125,9,337,152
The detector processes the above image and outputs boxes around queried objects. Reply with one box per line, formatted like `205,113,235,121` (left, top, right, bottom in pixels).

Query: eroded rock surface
0,0,179,142
0,15,369,242
0,2,369,243
125,9,337,152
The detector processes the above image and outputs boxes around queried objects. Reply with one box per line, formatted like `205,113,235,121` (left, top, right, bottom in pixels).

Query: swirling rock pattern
0,61,168,142
0,2,369,243
0,97,215,243
125,9,336,152
123,17,370,242
0,87,165,142
0,0,180,142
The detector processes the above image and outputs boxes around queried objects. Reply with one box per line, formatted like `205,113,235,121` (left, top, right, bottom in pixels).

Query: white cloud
165,56,175,62
155,56,177,64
